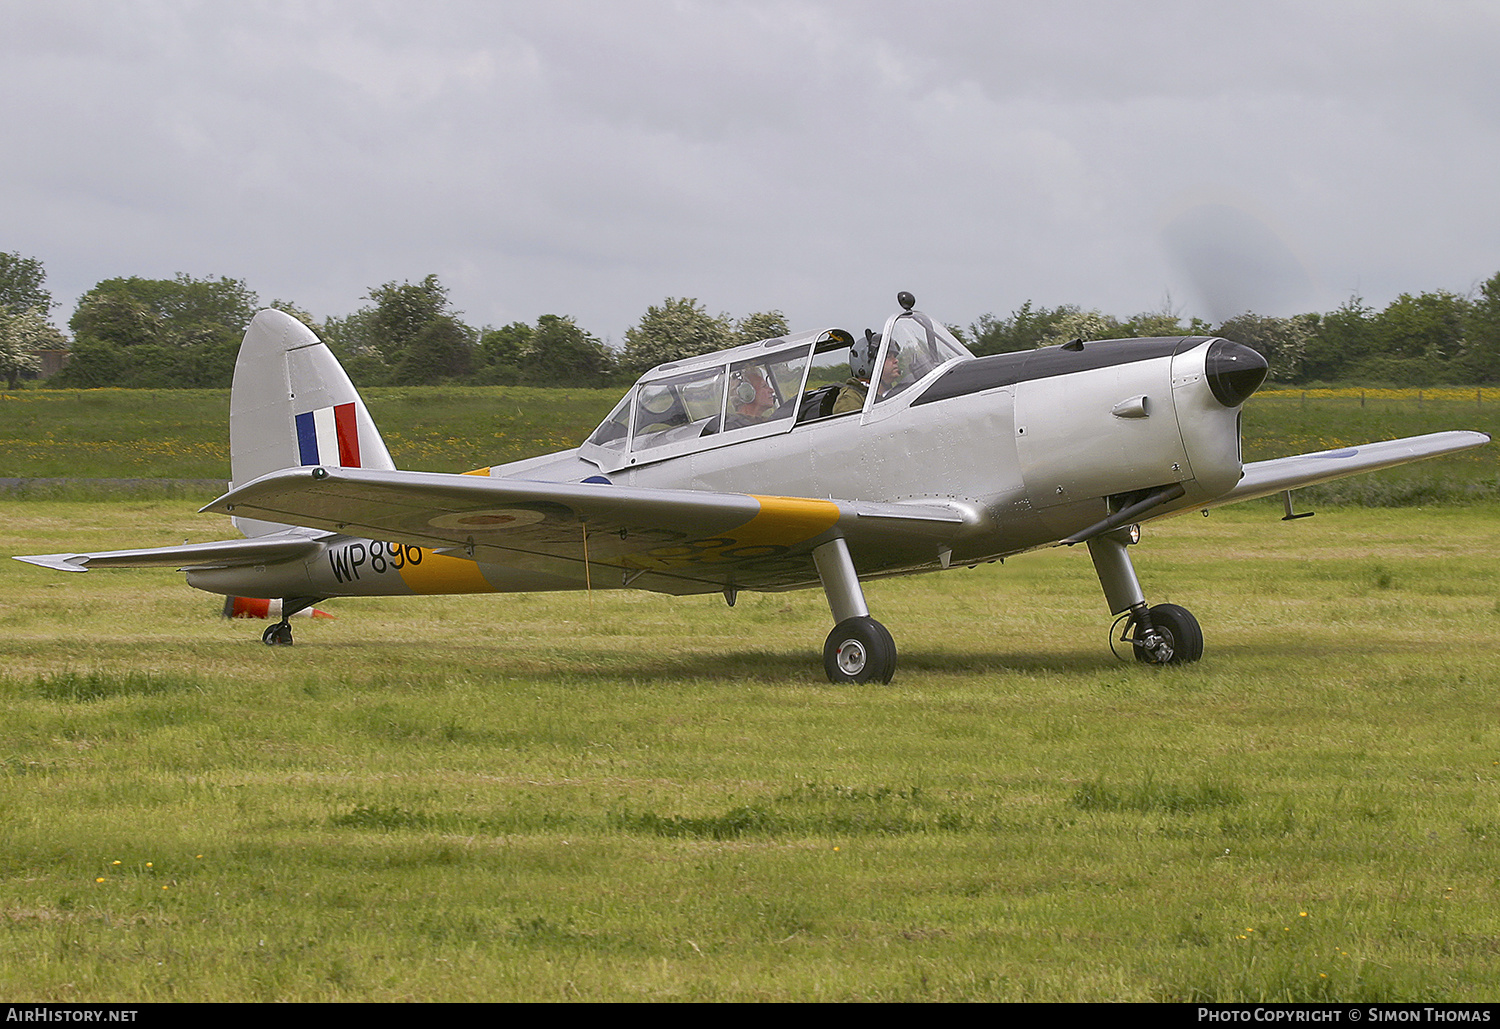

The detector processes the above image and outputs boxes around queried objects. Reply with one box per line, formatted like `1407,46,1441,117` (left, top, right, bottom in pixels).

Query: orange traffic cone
221,597,335,620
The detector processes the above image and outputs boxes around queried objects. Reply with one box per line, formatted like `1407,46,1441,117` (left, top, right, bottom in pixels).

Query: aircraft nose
1204,339,1268,407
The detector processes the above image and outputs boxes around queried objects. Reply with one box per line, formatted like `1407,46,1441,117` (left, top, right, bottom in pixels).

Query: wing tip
13,553,89,572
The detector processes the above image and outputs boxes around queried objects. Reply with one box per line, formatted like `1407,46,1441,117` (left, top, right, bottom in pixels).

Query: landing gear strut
814,538,896,683
1087,530,1202,665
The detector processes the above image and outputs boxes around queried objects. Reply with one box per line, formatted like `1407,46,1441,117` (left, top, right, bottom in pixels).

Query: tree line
4,249,1500,389
957,277,1500,387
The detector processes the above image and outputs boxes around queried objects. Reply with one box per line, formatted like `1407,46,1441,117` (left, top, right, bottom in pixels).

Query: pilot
833,330,881,414
730,364,777,424
876,341,903,398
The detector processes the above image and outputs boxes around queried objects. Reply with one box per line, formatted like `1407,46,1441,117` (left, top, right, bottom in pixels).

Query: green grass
0,386,619,481
1,501,1497,1000
0,388,231,479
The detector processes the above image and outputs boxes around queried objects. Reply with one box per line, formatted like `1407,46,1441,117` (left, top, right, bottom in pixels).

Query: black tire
262,622,293,647
1132,603,1202,664
824,616,897,684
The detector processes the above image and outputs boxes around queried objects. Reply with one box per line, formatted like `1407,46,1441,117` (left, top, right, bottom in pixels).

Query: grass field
1,500,1497,1001
0,386,617,481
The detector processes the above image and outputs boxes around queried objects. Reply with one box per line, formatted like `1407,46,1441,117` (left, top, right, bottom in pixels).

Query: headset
731,366,767,406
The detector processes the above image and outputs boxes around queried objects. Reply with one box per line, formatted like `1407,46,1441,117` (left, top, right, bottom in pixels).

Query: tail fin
229,309,395,537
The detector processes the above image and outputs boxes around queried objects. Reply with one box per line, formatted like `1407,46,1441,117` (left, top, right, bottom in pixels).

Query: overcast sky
4,0,1498,345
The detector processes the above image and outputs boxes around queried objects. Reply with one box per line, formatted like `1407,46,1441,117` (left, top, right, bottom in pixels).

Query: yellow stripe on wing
742,495,841,544
626,495,840,571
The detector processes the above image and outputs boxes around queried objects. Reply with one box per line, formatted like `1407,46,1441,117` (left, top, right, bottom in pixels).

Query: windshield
586,392,633,451
872,310,970,404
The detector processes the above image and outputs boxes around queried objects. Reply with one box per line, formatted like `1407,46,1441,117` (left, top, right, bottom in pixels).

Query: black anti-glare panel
912,336,1211,407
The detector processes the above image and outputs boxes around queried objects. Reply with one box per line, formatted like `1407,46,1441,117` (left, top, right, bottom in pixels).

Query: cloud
3,0,1498,341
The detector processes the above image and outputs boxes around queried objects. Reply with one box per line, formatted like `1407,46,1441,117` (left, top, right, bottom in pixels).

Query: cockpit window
622,339,816,450
792,330,862,423
580,311,971,471
724,348,808,431
806,332,854,388
631,366,725,451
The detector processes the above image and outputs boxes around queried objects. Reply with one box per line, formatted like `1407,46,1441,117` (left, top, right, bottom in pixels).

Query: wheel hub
1143,627,1174,663
822,615,897,684
1126,603,1202,665
836,639,868,675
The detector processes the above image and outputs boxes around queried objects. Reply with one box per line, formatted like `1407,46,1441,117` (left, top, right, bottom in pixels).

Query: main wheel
1132,603,1202,664
262,622,293,646
823,616,897,684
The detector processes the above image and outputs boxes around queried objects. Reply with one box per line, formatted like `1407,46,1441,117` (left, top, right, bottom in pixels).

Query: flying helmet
850,329,882,381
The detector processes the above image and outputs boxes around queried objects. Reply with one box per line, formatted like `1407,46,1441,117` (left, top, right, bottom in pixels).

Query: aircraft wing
1209,430,1491,508
14,534,324,573
202,466,976,591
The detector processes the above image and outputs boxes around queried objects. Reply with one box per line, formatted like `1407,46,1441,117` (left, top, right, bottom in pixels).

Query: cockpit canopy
581,302,972,471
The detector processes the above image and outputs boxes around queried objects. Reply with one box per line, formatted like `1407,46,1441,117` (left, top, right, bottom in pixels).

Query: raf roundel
427,509,550,531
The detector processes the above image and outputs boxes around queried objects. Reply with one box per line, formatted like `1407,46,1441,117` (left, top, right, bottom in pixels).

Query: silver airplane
15,293,1490,683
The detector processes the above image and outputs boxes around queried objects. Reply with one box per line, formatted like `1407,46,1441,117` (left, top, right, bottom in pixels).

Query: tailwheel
823,616,897,684
262,621,293,647
1130,603,1202,665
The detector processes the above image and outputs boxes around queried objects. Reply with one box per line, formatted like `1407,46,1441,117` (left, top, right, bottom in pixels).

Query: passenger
729,364,777,425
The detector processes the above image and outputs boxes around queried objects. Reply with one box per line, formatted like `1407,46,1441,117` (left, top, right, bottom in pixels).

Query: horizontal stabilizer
1213,431,1491,508
14,535,323,573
